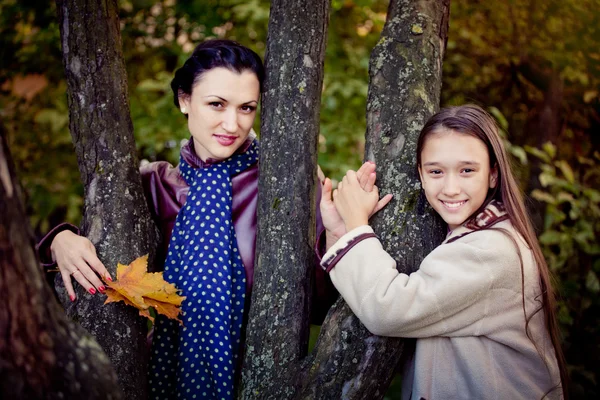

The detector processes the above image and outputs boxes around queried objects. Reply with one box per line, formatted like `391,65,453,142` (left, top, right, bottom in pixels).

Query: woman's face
418,129,498,230
180,67,260,161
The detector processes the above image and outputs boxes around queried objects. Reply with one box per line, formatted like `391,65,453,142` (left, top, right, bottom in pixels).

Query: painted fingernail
106,276,113,282
89,288,96,295
99,285,106,293
70,295,76,302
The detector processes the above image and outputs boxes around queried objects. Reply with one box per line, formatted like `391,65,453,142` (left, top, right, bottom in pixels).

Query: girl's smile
419,129,497,230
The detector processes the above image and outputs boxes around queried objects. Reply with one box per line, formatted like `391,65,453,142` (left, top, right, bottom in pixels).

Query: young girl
320,105,567,399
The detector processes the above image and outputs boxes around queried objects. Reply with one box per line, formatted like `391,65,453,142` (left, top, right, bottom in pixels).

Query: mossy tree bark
241,0,331,398
244,0,450,399
0,127,122,400
55,0,160,398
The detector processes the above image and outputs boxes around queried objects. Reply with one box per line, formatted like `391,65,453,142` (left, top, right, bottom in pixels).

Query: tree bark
243,0,450,399
55,1,160,398
0,127,122,399
292,1,450,399
240,0,331,398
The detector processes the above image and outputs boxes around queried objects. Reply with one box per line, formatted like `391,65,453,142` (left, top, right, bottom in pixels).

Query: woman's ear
489,164,499,188
418,165,425,187
179,92,190,114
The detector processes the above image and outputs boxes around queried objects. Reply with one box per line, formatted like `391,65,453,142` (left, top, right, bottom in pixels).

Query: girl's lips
214,134,237,146
440,200,467,210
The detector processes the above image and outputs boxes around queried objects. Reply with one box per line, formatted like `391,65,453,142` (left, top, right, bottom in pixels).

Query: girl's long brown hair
417,104,568,398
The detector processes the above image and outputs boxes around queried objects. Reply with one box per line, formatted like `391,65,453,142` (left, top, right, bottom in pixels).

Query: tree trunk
0,127,122,400
519,58,564,233
294,1,450,399
55,1,160,398
243,0,450,399
241,0,330,398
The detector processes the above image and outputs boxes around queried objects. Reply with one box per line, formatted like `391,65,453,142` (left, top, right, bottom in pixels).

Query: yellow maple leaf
103,255,185,325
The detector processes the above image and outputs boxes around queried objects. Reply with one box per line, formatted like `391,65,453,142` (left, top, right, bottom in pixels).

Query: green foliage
522,144,600,397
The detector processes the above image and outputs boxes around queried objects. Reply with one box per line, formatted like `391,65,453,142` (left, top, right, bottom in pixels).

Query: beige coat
322,220,562,399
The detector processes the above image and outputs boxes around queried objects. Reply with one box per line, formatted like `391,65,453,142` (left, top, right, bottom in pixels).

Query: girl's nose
442,174,461,196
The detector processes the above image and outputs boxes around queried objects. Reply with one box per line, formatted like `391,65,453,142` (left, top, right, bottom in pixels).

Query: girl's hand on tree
333,170,392,232
51,230,112,301
320,162,376,247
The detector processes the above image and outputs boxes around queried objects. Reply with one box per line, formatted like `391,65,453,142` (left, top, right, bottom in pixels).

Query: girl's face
418,129,498,230
180,67,260,161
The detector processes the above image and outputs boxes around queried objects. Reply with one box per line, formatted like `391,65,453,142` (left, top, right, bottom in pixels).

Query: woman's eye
209,102,224,108
462,168,474,174
429,170,442,175
240,105,256,113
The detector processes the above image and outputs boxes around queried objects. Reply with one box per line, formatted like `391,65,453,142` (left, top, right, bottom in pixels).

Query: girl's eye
462,168,474,174
209,101,224,108
240,105,256,113
429,169,442,175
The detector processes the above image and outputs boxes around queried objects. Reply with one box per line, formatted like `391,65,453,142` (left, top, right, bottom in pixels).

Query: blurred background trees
1,0,598,397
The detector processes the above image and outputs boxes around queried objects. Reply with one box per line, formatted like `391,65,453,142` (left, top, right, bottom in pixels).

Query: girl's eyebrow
422,161,481,167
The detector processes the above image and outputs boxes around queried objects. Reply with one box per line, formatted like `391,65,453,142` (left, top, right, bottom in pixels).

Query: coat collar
444,199,509,244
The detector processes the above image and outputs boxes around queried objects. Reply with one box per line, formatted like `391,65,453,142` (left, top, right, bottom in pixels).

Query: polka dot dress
149,141,258,400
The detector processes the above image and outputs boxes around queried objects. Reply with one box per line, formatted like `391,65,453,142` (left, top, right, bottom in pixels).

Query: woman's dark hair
170,39,265,109
417,104,568,399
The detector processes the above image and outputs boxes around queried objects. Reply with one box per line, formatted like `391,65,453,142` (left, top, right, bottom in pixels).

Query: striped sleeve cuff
320,225,377,273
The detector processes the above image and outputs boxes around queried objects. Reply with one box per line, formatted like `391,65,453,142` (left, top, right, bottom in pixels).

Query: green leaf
525,146,551,164
509,146,528,165
539,231,562,245
556,191,575,204
586,271,600,293
542,142,557,159
539,172,556,188
488,106,509,131
583,188,600,203
531,189,556,204
555,160,575,184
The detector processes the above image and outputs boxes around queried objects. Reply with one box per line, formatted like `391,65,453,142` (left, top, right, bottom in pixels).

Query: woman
38,39,382,399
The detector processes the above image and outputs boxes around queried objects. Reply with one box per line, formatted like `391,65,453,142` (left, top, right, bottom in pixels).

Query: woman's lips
214,134,237,146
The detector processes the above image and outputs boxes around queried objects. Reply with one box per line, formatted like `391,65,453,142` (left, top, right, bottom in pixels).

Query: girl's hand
334,170,393,232
51,230,111,301
320,162,376,243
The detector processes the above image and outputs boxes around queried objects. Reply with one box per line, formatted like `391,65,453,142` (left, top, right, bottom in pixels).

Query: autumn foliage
103,255,185,324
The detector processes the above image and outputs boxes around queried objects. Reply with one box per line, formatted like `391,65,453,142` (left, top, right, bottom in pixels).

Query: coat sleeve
326,226,518,338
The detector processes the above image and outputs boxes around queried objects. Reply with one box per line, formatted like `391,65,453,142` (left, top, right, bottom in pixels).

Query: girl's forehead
421,130,490,162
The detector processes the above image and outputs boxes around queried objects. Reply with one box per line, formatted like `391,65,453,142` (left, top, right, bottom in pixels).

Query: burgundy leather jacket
38,137,336,321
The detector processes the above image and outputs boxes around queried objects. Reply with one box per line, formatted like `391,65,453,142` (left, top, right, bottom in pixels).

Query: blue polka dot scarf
149,140,258,400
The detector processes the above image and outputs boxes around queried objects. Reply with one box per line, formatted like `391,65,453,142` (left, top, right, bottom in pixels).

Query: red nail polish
99,286,106,293
89,288,96,295
70,295,76,302
106,276,113,282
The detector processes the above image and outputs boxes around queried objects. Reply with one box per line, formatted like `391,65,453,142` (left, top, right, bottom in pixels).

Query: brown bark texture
55,0,160,398
240,0,331,398
291,1,451,399
244,0,450,399
0,128,122,399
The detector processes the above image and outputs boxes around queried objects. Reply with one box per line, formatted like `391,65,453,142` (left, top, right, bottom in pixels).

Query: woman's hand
51,230,111,301
334,169,393,232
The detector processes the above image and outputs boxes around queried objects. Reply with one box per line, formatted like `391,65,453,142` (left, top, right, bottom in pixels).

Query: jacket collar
180,129,258,169
444,199,509,243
